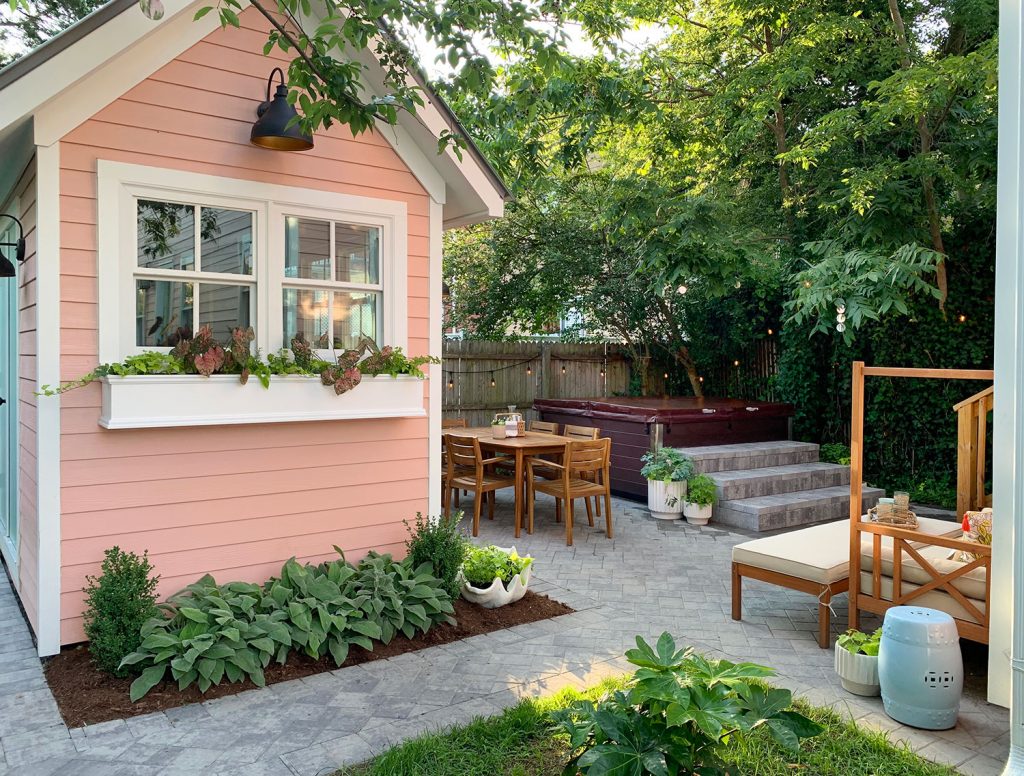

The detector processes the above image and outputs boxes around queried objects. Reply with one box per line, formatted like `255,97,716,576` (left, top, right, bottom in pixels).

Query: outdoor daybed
732,516,960,648
733,363,995,648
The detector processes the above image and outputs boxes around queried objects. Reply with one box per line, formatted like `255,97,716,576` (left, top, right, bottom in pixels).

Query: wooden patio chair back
445,434,480,472
530,420,559,434
442,417,468,429
564,424,600,440
566,438,608,476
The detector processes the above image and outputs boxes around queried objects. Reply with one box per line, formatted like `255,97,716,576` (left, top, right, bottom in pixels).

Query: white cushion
732,516,959,586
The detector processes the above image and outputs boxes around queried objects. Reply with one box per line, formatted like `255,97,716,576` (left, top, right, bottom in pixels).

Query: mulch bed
45,592,573,728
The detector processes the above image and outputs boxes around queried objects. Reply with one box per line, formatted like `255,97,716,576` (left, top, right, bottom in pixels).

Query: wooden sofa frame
849,362,994,643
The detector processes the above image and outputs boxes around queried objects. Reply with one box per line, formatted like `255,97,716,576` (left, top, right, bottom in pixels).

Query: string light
561,364,566,375
446,373,454,390
699,376,704,383
600,367,605,378
490,372,496,387
526,365,533,376
663,372,669,379
958,314,967,323
733,360,740,367
803,280,812,288
767,328,773,335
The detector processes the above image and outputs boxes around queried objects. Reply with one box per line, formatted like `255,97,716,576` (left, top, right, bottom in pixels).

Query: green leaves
129,664,166,702
560,633,822,775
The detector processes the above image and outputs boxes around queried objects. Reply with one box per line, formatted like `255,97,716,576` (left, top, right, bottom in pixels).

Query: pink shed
0,0,506,655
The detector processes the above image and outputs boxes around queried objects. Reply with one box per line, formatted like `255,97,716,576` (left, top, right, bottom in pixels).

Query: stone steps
713,484,885,532
676,441,820,474
667,441,878,533
708,462,850,501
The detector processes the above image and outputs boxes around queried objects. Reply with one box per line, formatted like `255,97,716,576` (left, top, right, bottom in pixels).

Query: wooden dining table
442,427,573,538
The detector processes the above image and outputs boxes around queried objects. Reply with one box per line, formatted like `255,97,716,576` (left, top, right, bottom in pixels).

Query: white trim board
97,160,408,364
34,143,61,657
428,197,443,517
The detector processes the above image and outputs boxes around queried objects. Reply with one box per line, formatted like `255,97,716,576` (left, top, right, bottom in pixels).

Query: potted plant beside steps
683,473,717,526
641,448,694,520
835,628,881,696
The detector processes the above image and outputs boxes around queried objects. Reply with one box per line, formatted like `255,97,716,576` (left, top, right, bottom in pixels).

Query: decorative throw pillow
949,508,993,562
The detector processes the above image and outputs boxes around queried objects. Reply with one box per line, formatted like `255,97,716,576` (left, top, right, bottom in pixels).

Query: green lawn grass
340,680,958,776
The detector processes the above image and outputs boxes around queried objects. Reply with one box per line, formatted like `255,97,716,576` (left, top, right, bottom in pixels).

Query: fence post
540,342,552,400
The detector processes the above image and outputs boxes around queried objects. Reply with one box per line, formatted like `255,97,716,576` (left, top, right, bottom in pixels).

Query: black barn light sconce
250,68,314,152
0,215,26,279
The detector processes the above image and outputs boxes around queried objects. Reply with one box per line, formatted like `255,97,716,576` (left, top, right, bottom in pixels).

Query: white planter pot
683,501,714,526
834,647,880,696
99,374,427,429
647,479,687,520
460,547,532,608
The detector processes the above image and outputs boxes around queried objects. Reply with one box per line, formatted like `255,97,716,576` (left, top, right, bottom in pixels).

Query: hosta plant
341,551,455,644
118,576,293,701
551,632,823,775
264,553,382,667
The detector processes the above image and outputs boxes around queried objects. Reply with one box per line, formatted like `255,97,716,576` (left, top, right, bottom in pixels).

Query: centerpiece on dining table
491,406,526,438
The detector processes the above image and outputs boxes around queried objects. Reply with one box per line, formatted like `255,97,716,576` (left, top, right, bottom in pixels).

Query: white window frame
98,161,408,364
269,203,388,357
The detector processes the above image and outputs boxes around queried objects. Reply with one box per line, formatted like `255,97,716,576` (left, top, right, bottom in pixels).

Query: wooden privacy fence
701,338,779,401
442,341,632,427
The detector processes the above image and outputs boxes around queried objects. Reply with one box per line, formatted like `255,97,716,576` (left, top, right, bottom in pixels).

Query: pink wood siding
57,10,431,644
14,160,39,632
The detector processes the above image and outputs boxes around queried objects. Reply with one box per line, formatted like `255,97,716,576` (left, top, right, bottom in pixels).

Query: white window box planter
98,374,426,429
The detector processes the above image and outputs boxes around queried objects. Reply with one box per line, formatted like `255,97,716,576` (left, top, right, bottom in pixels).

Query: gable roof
0,0,509,227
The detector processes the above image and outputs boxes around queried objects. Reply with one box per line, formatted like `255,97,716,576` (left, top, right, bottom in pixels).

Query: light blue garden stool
878,606,963,730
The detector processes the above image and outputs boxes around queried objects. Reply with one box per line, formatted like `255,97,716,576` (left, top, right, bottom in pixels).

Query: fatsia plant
551,632,823,775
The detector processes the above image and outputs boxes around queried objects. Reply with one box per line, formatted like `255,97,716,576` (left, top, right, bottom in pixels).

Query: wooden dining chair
440,418,469,511
530,420,559,434
445,435,516,536
527,438,612,546
563,425,603,516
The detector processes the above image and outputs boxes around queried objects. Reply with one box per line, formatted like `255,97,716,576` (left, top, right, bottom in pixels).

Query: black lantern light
250,68,314,151
0,215,26,279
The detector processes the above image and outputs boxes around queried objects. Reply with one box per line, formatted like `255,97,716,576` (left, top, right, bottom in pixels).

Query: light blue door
0,219,18,560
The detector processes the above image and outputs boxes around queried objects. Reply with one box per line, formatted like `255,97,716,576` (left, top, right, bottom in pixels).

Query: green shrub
82,547,160,677
836,628,882,656
686,474,717,507
405,512,468,599
119,549,454,701
819,443,852,466
552,632,823,775
640,448,694,483
462,545,532,588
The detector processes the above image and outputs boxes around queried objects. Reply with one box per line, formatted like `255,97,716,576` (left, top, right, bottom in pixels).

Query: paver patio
0,492,1010,776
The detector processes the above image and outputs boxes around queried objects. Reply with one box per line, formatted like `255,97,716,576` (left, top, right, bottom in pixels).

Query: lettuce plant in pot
835,628,882,696
683,473,717,525
460,545,533,608
640,448,694,520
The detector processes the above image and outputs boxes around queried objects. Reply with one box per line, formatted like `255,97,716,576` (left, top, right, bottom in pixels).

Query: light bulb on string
767,328,774,335
490,372,496,388
958,314,967,323
733,360,740,367
446,373,454,390
526,364,533,376
561,364,566,375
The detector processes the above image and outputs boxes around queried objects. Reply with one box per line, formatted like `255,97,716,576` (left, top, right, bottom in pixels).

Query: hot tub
533,397,795,499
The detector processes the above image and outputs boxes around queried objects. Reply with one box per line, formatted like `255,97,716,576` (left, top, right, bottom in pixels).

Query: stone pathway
0,493,1010,775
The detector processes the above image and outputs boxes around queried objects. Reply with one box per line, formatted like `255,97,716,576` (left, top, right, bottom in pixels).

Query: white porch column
995,0,1024,766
